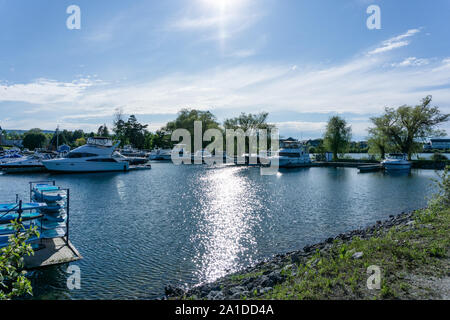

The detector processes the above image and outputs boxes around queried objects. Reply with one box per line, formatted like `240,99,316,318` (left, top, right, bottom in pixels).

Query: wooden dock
358,164,384,173
24,237,82,269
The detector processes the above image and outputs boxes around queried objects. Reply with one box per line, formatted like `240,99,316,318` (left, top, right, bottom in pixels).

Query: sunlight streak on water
193,167,261,283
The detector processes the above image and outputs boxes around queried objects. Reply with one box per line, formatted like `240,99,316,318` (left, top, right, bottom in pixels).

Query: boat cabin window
86,158,117,162
66,152,98,158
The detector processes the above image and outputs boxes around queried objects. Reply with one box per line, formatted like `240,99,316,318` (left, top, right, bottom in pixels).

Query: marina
0,163,440,299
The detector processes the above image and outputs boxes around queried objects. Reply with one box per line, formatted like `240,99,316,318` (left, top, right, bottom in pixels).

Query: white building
429,138,450,150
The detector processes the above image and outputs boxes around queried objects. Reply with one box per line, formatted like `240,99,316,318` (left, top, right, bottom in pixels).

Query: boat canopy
87,137,113,147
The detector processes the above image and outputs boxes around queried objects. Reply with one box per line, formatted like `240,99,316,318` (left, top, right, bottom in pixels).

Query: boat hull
383,163,412,171
42,160,129,173
1,165,46,173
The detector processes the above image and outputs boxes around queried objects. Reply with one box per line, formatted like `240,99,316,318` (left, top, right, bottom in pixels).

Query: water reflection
192,167,261,283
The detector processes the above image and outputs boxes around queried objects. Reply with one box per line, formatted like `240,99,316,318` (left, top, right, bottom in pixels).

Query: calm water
0,164,440,299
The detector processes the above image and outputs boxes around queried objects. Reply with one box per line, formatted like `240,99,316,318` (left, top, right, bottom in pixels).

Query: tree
223,112,275,154
367,127,391,159
223,112,274,131
113,113,149,149
370,96,450,160
0,220,39,300
97,124,110,137
22,129,47,150
75,137,86,146
323,116,352,161
164,109,221,150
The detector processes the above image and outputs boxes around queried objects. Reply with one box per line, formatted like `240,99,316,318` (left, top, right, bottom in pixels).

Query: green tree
75,137,86,146
164,109,221,150
97,124,110,137
370,96,449,160
0,220,39,300
323,116,352,161
367,127,392,159
223,112,274,131
223,112,275,154
22,129,47,150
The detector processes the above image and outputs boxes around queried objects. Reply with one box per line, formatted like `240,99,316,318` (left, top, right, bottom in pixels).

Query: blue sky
0,0,449,140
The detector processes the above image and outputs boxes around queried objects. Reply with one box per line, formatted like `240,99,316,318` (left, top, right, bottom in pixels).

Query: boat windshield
388,154,406,160
87,137,113,147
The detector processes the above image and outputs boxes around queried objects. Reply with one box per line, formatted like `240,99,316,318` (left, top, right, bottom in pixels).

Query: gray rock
207,290,224,300
258,287,273,295
352,252,364,259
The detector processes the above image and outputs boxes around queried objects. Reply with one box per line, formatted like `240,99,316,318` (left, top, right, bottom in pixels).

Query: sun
200,0,245,12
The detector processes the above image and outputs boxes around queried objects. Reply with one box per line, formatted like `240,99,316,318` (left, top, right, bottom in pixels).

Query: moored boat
381,153,412,172
268,138,311,168
42,137,129,173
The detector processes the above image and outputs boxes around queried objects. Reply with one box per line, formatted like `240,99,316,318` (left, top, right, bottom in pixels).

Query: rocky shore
165,210,425,300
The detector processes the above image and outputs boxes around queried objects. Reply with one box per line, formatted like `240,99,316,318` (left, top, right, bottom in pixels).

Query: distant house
429,138,450,150
0,129,23,147
358,141,368,149
306,139,322,147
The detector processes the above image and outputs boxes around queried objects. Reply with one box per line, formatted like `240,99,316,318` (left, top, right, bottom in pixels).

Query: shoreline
166,207,449,300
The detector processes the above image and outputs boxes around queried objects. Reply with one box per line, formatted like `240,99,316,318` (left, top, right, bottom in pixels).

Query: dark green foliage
0,220,40,300
323,116,352,161
370,96,449,160
22,129,47,150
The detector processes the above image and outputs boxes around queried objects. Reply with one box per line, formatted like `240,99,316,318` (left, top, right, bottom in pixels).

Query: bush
431,153,448,162
0,220,39,300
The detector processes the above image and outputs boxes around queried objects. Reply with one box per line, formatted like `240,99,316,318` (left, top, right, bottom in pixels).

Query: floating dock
358,164,384,173
24,237,82,269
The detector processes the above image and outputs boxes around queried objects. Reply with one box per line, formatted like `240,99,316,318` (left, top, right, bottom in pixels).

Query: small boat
381,153,412,172
0,211,43,224
0,152,25,164
41,228,66,239
0,202,47,213
149,148,172,161
42,137,129,173
268,138,311,168
0,152,53,173
121,145,148,158
113,152,149,165
32,184,66,202
191,150,212,163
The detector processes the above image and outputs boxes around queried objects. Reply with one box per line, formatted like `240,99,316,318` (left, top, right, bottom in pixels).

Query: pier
25,181,82,269
24,238,82,269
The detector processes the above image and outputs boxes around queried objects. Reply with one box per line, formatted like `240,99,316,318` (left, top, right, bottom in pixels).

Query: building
429,138,450,150
0,128,23,147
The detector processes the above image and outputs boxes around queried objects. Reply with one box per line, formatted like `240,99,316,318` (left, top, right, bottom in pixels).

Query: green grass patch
262,205,449,300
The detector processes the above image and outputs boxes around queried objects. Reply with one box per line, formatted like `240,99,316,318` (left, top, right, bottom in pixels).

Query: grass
230,271,265,283
262,205,449,300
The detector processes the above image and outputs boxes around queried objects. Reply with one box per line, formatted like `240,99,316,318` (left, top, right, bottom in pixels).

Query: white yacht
149,148,172,161
268,138,311,168
382,153,412,172
0,152,53,173
42,137,129,173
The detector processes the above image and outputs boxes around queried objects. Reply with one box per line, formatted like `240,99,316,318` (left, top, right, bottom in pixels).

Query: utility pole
56,125,60,150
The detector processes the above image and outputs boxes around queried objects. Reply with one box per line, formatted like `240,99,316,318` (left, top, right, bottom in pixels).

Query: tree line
321,96,449,161
1,96,448,158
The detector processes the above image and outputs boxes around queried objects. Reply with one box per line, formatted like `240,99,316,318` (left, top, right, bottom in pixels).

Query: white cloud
391,57,430,67
2,29,450,137
368,29,420,55
0,78,97,105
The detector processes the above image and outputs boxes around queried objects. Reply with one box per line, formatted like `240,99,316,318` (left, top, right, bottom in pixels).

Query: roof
431,138,450,143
